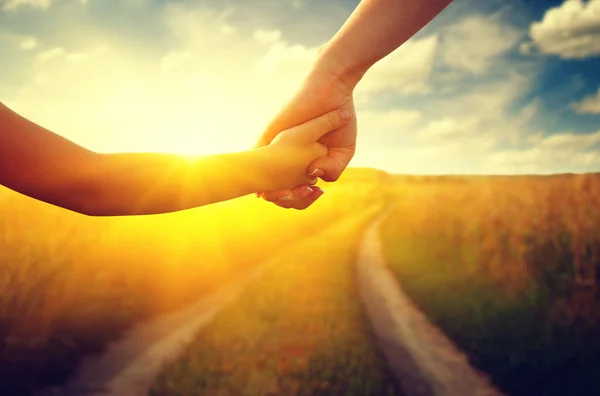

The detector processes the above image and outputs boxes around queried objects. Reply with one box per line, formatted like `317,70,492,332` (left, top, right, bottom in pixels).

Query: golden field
2,169,599,396
381,173,600,396
0,168,383,395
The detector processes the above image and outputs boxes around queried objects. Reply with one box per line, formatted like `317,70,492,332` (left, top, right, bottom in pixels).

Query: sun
154,113,260,156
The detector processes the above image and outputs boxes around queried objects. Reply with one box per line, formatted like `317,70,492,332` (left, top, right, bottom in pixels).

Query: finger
307,186,325,204
273,200,295,209
275,186,325,210
260,188,295,203
307,155,344,182
260,185,313,203
290,186,325,210
291,107,352,143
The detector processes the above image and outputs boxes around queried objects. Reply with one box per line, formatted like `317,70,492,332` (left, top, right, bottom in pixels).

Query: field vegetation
149,203,403,396
4,168,598,396
381,174,600,396
0,168,383,395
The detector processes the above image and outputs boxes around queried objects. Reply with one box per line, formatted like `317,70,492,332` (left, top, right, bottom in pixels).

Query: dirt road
356,210,504,396
36,261,274,396
38,209,503,396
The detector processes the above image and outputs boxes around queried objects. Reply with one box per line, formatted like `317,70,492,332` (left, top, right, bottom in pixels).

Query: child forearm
62,148,275,216
0,102,278,216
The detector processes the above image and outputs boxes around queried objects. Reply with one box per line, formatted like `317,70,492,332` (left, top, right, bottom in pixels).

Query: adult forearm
314,0,453,90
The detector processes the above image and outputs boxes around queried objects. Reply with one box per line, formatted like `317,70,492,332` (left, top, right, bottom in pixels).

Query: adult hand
255,68,357,210
255,0,453,210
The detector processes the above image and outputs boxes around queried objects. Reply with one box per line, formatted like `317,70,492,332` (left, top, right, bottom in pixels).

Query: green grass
380,203,600,396
149,206,404,396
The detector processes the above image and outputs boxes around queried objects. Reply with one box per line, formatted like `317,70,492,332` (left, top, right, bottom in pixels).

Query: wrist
310,45,364,93
253,146,279,192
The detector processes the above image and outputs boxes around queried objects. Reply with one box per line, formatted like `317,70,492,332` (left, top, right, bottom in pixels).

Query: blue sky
1,0,599,174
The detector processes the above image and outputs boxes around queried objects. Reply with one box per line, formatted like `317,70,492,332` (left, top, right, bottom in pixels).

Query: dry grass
0,168,387,395
149,204,404,396
380,174,600,396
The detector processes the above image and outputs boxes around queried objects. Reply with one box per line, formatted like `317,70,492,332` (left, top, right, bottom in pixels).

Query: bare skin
257,0,454,210
0,102,351,216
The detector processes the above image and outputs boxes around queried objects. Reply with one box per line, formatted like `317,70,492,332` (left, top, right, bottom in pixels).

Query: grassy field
0,168,386,395
149,204,404,396
380,174,600,396
6,168,597,395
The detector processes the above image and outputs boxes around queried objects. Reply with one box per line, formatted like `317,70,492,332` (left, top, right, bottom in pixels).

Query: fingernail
308,168,321,176
340,109,350,120
278,194,294,202
300,187,313,199
311,187,324,201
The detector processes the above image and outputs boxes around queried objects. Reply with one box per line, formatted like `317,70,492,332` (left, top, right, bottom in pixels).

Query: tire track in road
356,209,504,396
36,259,276,396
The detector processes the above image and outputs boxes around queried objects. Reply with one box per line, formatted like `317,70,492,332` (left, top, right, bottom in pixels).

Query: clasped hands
254,68,357,210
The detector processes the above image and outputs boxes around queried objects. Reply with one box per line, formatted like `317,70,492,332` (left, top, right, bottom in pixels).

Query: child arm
0,102,346,216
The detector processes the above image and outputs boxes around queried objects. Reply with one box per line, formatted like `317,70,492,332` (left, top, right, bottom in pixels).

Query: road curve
36,261,274,396
356,209,504,396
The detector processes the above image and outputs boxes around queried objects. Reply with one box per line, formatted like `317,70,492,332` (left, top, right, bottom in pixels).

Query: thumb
295,107,352,143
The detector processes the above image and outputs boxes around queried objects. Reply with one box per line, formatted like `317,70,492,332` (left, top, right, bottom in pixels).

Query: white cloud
8,5,328,155
122,0,145,7
36,47,65,62
253,12,439,98
256,40,318,76
539,130,600,150
163,5,239,55
253,29,282,45
65,52,89,63
357,35,439,97
411,116,499,159
352,51,544,174
6,1,595,176
359,109,422,129
522,0,600,59
220,24,236,35
1,0,51,11
421,71,531,127
486,130,600,173
356,108,422,146
519,99,541,122
416,117,480,141
291,0,305,9
349,9,540,174
572,87,600,114
159,50,192,72
0,29,39,49
19,36,38,49
441,14,521,75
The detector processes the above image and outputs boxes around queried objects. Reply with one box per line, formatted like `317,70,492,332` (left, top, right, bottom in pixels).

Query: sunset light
2,0,597,174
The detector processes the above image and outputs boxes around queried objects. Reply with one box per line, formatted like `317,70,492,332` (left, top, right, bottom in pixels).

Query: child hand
262,108,350,191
